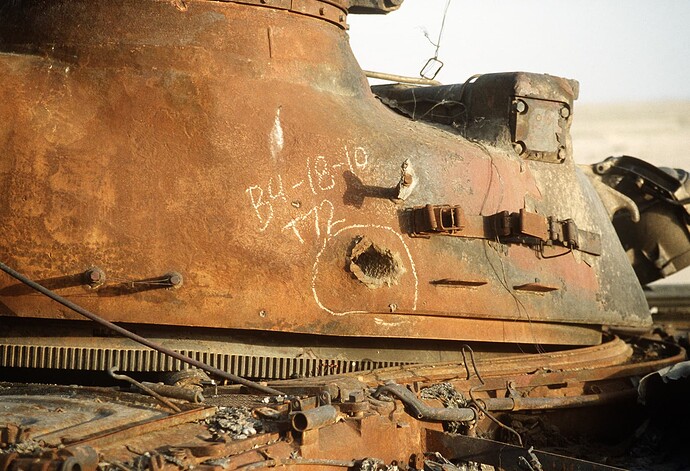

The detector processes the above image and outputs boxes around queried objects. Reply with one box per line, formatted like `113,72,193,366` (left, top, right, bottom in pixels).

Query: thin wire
461,348,525,447
460,345,484,384
467,143,545,355
434,0,453,58
540,245,573,259
414,98,462,121
469,386,524,448
470,141,530,355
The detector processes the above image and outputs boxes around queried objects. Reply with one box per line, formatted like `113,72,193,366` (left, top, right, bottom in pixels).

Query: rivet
259,310,267,318
560,106,570,118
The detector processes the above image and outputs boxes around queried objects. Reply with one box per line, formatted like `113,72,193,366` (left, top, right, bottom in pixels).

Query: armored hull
2,2,689,470
0,0,650,374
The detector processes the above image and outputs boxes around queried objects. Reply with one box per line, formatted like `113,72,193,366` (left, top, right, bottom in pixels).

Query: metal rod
0,261,284,396
141,381,204,403
363,70,442,86
482,388,635,412
108,367,182,413
374,383,476,422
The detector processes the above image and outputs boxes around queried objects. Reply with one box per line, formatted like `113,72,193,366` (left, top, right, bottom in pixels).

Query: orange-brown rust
0,0,650,352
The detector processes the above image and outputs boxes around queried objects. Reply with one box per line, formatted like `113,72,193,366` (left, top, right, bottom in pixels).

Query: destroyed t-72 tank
1,1,688,470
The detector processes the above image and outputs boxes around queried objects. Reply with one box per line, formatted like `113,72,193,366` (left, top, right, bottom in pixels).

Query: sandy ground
570,101,690,285
572,101,690,169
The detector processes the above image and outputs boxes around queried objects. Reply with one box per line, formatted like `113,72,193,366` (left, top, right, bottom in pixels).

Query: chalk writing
283,200,344,244
246,144,369,238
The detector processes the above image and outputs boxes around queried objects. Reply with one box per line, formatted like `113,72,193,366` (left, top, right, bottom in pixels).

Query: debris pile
421,382,469,408
205,407,266,441
421,382,469,433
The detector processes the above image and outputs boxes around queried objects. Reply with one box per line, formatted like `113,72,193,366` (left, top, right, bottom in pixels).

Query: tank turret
0,0,650,377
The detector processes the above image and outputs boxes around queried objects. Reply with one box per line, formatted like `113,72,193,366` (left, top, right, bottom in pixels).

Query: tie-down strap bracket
410,205,602,256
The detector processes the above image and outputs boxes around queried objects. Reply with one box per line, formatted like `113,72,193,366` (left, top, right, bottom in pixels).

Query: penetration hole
348,236,406,289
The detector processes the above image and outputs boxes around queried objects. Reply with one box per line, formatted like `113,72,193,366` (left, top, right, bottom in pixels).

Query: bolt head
514,100,527,114
85,268,105,286
513,141,526,155
560,106,571,118
167,272,183,287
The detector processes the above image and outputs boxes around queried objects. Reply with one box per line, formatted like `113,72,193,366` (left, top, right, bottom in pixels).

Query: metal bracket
411,204,465,236
409,206,601,256
548,218,602,256
511,96,570,163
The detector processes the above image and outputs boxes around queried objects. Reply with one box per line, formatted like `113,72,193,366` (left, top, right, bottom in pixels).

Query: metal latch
409,205,601,256
489,209,549,241
549,218,602,256
411,204,465,235
490,210,601,256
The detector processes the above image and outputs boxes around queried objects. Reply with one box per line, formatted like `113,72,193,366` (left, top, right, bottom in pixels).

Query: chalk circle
312,224,418,316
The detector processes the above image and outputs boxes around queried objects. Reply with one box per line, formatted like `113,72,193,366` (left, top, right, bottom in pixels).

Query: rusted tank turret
0,0,651,377
2,3,690,470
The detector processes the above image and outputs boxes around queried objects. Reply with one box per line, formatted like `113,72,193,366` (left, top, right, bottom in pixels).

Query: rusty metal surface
0,2,683,468
0,394,168,447
274,336,686,408
0,0,650,352
426,431,628,471
1,336,684,471
350,334,640,385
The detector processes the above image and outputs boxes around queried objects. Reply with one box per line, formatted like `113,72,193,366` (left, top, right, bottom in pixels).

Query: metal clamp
411,204,465,236
548,217,602,256
409,205,601,256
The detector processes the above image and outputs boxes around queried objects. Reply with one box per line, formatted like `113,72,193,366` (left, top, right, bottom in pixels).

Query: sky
348,0,690,104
